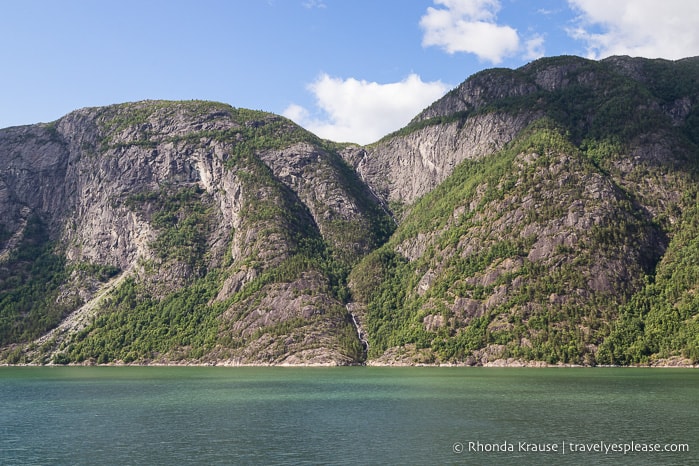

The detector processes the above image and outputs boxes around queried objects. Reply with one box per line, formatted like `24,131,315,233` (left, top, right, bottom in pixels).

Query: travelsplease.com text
452,440,689,455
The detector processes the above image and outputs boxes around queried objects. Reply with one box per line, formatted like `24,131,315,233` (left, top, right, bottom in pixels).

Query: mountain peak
2,55,699,366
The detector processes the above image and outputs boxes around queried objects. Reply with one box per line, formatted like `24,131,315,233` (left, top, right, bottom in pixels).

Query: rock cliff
0,101,389,365
2,55,699,366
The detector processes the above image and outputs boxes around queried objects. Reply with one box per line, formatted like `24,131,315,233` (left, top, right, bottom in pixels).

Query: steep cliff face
0,124,69,241
2,55,699,366
343,111,535,206
0,101,390,365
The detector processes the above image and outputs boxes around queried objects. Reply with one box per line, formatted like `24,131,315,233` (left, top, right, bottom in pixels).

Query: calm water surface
0,367,697,465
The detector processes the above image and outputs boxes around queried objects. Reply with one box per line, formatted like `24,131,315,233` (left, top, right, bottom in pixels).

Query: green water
0,367,697,465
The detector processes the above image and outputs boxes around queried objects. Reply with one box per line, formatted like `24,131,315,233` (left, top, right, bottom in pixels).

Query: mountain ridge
2,55,699,366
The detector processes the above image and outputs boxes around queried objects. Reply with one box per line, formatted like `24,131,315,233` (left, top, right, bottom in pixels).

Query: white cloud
420,0,520,63
568,0,699,59
302,0,326,9
283,74,450,145
282,103,310,123
524,34,545,60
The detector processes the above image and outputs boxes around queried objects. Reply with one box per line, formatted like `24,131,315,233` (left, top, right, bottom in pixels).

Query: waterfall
347,305,369,355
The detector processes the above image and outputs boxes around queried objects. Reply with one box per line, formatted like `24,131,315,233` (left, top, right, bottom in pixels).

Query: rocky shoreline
4,357,697,368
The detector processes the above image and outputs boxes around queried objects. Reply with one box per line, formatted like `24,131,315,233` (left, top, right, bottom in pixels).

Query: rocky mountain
0,102,392,365
2,55,699,366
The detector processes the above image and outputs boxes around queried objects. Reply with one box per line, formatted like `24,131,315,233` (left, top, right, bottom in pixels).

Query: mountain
0,102,392,365
345,55,699,366
2,55,699,366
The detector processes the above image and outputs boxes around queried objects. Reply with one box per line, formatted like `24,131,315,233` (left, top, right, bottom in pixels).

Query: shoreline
2,361,697,369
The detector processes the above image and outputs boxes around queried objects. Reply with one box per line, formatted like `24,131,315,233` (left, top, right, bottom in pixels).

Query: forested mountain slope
347,55,699,365
1,55,698,365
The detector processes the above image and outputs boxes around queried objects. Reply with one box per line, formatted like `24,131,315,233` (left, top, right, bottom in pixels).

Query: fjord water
1,367,697,465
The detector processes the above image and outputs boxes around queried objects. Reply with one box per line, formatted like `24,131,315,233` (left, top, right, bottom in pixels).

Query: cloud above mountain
419,0,520,63
568,0,699,59
283,73,449,145
282,0,699,146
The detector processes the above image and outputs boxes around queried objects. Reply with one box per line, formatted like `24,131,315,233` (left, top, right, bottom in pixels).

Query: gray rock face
258,142,387,261
345,111,535,205
0,124,69,234
53,107,237,273
0,101,386,365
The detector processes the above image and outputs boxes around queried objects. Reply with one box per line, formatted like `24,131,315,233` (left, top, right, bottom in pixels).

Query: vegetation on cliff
0,100,389,365
348,56,699,365
1,55,699,365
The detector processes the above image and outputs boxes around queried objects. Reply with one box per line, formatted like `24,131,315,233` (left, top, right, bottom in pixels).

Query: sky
2,0,699,144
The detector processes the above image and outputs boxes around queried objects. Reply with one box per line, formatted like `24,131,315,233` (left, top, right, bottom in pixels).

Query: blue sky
2,0,699,144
